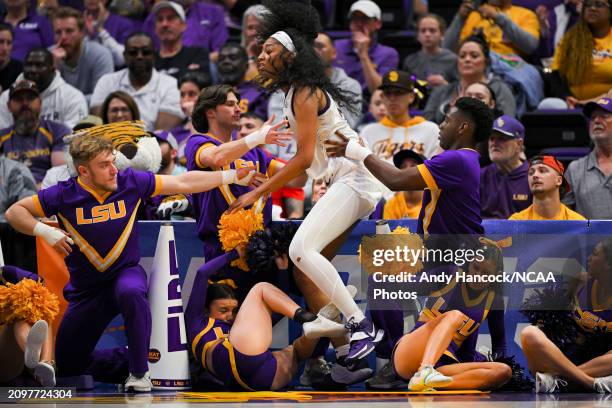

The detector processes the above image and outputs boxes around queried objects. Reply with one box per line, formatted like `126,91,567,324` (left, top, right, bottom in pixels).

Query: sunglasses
125,48,154,57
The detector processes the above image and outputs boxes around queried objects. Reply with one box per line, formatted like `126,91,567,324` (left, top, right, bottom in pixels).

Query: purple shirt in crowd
1,10,53,62
185,133,276,262
238,81,269,121
35,168,161,291
0,119,69,182
480,161,532,219
333,38,399,94
103,13,141,45
416,149,484,235
143,2,228,52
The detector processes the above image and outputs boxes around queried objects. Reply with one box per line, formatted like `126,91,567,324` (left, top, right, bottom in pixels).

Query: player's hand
228,189,261,213
156,194,190,219
458,1,476,19
479,4,499,19
263,115,293,146
249,172,267,188
325,130,350,158
53,233,73,256
234,166,256,186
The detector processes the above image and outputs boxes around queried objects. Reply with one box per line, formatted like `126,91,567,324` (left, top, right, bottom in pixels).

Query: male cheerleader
5,133,255,391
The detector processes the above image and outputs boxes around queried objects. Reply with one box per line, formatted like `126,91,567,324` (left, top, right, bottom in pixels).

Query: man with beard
50,7,114,101
0,80,68,187
0,48,87,129
90,32,183,131
153,2,209,81
216,43,269,121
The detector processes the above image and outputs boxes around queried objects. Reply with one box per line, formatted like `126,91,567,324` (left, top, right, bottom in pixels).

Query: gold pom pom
218,209,264,271
360,225,424,276
0,279,59,325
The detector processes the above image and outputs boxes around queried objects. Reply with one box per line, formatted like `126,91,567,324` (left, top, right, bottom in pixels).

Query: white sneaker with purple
345,317,384,369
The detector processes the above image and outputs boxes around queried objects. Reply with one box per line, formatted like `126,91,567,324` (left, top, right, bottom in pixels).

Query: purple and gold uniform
573,278,611,334
33,168,162,380
416,149,484,235
185,133,281,298
185,251,277,391
392,272,506,378
413,278,506,364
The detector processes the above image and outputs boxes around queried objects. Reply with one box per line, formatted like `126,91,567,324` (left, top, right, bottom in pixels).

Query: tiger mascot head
63,120,161,175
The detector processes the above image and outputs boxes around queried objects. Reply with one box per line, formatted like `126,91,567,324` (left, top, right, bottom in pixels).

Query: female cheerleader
521,239,612,393
228,0,385,366
185,245,347,390
392,239,512,391
0,265,57,386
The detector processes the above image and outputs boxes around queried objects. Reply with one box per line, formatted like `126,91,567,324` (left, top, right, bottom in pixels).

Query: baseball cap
393,149,425,168
582,97,612,118
348,0,381,20
154,130,179,150
492,115,525,139
73,115,103,131
152,1,186,22
9,80,39,99
529,155,570,192
380,70,413,92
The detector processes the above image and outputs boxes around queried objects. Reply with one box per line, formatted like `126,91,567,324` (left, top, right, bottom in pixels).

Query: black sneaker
365,361,407,390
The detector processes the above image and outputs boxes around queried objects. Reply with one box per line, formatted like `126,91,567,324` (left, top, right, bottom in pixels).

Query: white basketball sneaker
124,371,152,392
594,375,612,394
408,365,453,391
25,320,48,369
535,372,568,393
303,315,349,339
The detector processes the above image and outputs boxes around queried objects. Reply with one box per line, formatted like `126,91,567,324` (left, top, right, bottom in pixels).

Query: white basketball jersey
283,86,383,207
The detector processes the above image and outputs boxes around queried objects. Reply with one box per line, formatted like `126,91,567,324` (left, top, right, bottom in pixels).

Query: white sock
376,357,389,372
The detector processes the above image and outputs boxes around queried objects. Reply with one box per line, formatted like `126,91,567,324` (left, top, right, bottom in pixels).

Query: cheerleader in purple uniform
392,240,512,391
185,246,347,390
521,239,612,393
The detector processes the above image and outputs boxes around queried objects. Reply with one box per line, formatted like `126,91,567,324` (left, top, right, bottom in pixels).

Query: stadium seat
521,110,591,158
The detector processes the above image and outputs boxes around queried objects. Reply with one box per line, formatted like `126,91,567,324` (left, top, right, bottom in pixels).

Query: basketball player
228,0,386,367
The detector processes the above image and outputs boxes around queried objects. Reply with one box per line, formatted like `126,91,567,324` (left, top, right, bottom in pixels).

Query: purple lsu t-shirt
185,133,276,261
0,119,70,183
480,161,532,219
34,168,161,290
2,10,53,62
416,149,484,235
143,2,228,52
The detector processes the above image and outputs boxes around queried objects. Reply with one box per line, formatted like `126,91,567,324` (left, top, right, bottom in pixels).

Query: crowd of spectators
0,0,610,222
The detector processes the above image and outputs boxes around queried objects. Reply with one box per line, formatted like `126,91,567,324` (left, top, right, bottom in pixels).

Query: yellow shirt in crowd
461,5,540,57
509,204,586,220
552,28,612,101
383,193,422,220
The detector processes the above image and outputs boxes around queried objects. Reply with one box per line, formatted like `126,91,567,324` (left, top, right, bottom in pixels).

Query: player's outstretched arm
157,167,256,196
198,116,292,168
5,197,74,256
326,131,427,192
227,89,318,212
